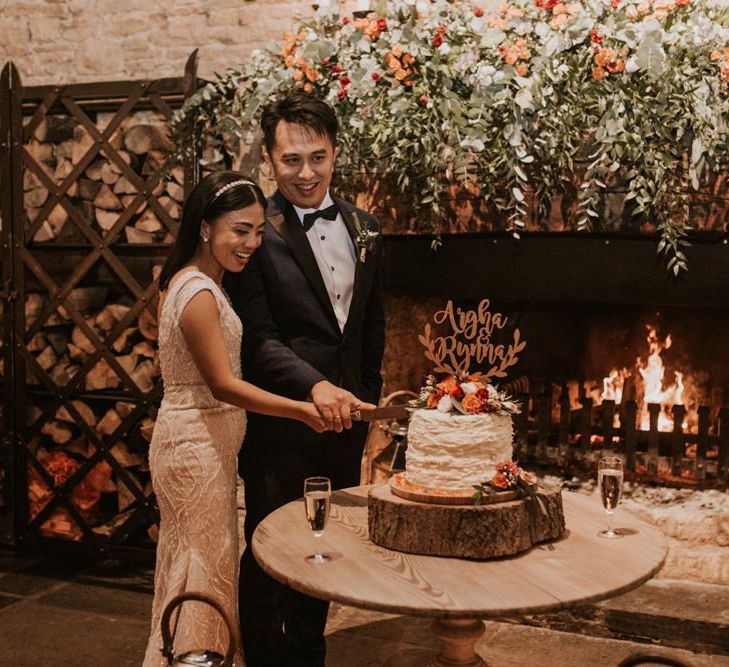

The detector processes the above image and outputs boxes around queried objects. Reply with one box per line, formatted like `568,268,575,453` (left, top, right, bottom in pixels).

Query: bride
143,171,327,666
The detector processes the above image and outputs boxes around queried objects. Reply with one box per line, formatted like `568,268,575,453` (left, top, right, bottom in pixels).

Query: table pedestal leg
429,618,487,667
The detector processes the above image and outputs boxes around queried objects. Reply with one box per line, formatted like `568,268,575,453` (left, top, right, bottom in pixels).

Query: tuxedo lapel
336,198,369,337
267,192,341,334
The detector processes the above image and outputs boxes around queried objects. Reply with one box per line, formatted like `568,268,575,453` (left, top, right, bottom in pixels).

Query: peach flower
461,394,482,413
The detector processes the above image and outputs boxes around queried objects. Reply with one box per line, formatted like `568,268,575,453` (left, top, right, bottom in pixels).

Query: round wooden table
252,486,667,666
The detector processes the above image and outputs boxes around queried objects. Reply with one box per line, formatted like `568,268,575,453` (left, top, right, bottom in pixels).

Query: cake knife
351,405,411,422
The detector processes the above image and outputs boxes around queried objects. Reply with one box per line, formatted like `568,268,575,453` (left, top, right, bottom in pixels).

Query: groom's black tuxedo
225,190,385,666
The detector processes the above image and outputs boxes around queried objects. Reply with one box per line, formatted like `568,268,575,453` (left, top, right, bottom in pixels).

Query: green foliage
172,0,729,272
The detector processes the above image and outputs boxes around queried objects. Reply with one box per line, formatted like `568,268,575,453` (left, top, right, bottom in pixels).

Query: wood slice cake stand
368,474,566,559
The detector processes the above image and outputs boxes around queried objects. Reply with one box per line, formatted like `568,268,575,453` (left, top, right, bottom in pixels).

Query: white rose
625,57,638,73
461,382,478,395
437,395,453,413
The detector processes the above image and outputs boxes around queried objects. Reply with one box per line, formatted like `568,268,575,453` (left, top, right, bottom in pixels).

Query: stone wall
0,0,319,85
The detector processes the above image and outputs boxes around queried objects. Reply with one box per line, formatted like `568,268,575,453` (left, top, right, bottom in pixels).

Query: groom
226,91,385,666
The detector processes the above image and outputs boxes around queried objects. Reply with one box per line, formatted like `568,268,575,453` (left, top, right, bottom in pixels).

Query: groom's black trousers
239,420,367,667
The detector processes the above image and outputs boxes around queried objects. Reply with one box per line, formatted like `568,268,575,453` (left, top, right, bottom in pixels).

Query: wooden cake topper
418,299,526,380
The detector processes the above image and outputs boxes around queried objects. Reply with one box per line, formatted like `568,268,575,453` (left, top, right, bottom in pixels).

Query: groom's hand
310,380,364,433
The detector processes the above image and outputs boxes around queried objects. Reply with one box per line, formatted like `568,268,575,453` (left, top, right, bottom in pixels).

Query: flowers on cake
473,460,546,513
412,373,520,416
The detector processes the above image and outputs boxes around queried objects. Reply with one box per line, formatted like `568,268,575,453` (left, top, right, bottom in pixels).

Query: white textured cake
405,409,514,491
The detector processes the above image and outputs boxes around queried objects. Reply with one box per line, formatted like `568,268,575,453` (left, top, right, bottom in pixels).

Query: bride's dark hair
158,171,267,291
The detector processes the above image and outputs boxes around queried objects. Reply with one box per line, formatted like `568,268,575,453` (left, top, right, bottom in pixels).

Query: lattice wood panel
2,54,199,555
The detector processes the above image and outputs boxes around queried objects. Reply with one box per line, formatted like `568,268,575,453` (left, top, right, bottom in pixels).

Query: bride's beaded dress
143,270,246,666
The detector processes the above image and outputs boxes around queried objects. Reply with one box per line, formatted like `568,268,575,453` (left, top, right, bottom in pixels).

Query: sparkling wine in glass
597,456,624,539
304,476,331,563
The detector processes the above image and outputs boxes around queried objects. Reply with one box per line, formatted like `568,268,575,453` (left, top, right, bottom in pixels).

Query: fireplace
380,232,729,487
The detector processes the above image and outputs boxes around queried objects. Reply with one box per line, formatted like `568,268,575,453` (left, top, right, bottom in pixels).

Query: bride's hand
299,402,330,433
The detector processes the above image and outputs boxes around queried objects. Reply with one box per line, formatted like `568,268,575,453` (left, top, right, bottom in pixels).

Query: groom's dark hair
261,91,338,153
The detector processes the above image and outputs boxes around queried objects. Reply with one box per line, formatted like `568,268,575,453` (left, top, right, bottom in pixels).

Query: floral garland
410,373,521,415
173,0,729,273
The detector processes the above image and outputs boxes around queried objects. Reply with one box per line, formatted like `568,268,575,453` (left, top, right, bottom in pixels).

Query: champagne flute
597,456,624,539
304,476,331,563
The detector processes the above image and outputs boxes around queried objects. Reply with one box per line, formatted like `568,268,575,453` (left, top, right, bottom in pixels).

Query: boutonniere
351,211,380,264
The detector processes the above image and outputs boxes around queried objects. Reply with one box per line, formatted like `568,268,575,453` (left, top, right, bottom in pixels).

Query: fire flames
599,325,688,432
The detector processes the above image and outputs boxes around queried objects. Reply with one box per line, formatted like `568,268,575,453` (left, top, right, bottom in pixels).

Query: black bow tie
302,204,339,231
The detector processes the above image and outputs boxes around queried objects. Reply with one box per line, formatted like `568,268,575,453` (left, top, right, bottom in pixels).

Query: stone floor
0,547,727,666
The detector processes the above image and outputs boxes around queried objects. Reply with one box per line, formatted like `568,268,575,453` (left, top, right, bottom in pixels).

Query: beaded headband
211,178,257,203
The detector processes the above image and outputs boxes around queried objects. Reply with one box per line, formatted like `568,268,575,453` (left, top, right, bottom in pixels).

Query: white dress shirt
294,193,356,332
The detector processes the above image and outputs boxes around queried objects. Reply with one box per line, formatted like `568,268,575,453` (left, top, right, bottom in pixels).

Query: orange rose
607,59,624,74
592,67,606,81
516,63,529,76
385,54,400,71
492,473,509,489
437,376,459,395
461,394,482,413
293,69,304,82
304,83,313,92
595,48,613,67
426,392,441,409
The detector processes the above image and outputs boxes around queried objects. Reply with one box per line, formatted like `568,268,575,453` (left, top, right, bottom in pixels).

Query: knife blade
351,405,411,422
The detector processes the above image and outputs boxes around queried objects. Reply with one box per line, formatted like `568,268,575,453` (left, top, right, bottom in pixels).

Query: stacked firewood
25,287,160,393
23,112,182,243
24,281,160,539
